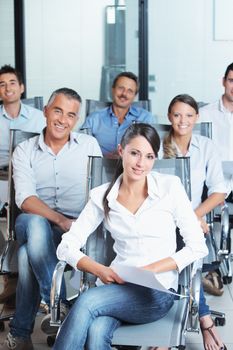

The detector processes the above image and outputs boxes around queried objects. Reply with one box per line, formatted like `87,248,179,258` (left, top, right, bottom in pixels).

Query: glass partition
0,0,15,69
148,0,233,122
23,0,139,126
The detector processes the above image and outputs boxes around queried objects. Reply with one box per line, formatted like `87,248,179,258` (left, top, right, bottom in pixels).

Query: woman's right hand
97,266,125,285
197,217,209,234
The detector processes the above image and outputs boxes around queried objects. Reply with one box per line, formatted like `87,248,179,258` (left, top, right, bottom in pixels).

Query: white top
57,172,208,290
174,134,227,209
199,99,233,191
199,98,233,162
0,103,46,167
12,131,102,218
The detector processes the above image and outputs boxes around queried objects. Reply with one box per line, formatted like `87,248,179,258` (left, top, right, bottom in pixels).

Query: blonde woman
156,94,227,350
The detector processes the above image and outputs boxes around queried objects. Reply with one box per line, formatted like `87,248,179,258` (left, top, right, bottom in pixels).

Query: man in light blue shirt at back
81,71,155,157
0,64,45,168
0,65,45,308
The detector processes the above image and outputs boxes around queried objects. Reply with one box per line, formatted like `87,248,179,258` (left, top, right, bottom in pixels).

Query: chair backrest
88,156,191,200
7,130,40,239
84,156,191,284
152,122,212,142
85,98,151,117
21,96,44,111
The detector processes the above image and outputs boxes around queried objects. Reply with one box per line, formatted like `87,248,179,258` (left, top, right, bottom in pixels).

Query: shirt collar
219,96,230,113
107,172,162,205
37,130,77,151
1,103,29,120
1,103,30,119
109,104,140,118
173,134,199,157
19,103,30,119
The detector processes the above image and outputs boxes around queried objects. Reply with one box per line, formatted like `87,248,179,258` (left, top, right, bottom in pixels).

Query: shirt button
56,172,58,175
56,187,59,190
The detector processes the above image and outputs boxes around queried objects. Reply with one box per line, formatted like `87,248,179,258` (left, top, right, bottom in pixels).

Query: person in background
81,71,155,157
155,94,227,350
53,123,207,350
199,62,233,197
0,64,45,309
0,87,102,350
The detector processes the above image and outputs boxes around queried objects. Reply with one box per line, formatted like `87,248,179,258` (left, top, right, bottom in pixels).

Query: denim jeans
53,283,175,350
199,284,210,318
9,213,65,338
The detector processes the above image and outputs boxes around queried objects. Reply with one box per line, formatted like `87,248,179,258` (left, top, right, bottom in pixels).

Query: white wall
148,0,233,121
24,0,114,124
0,0,15,68
125,0,138,76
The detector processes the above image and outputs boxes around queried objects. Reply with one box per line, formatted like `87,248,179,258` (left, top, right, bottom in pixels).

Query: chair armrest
187,259,203,333
50,260,90,326
220,203,230,255
50,261,67,326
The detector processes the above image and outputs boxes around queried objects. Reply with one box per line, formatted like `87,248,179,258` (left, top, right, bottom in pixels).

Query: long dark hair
103,123,160,218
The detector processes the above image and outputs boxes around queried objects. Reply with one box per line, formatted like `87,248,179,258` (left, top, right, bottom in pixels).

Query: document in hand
112,264,175,295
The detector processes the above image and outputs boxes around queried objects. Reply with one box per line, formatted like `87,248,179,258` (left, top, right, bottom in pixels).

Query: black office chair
22,96,44,111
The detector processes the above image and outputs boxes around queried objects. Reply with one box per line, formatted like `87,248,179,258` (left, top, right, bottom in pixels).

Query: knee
18,245,28,265
87,319,112,350
78,288,100,314
18,245,31,278
16,214,51,242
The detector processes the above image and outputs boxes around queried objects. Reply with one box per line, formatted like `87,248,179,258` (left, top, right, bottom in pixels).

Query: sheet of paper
112,264,174,295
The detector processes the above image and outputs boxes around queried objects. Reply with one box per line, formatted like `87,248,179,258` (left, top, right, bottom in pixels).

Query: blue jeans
199,284,210,318
53,283,175,350
9,213,65,338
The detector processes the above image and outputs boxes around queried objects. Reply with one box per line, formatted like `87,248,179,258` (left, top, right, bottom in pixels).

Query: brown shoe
202,271,224,296
0,275,18,304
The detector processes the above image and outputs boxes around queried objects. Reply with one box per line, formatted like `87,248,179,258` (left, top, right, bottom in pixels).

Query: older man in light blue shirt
81,72,155,156
1,88,102,350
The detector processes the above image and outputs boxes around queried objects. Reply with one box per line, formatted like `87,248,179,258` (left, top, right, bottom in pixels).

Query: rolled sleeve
205,141,228,197
12,141,38,208
56,196,105,269
169,177,208,272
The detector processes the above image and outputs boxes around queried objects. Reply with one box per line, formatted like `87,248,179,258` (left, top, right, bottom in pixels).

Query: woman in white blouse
160,94,227,350
54,123,208,350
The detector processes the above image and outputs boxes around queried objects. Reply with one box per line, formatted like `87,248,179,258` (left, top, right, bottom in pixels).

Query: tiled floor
0,221,233,349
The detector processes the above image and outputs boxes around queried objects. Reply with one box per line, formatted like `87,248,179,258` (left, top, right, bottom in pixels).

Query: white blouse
57,172,208,290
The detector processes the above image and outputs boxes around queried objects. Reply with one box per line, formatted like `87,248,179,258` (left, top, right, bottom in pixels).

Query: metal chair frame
0,130,39,325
